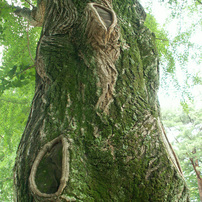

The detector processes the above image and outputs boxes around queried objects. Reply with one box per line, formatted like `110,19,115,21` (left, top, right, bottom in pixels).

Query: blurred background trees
162,106,202,201
0,83,34,201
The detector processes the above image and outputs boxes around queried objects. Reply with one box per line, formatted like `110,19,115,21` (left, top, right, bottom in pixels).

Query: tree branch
0,177,13,183
25,0,35,8
190,157,201,180
5,0,46,27
18,64,35,75
0,97,30,104
196,0,202,5
26,23,35,63
13,6,40,27
155,38,169,42
0,64,35,82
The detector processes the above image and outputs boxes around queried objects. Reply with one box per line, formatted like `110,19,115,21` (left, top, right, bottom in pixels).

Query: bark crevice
85,2,120,114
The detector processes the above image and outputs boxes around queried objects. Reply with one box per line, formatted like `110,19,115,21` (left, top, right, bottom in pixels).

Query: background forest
0,0,201,201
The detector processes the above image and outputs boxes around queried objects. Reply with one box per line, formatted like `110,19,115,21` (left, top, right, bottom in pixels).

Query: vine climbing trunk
13,0,190,201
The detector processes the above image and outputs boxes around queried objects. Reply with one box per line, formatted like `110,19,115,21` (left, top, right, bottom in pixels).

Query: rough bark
14,0,190,201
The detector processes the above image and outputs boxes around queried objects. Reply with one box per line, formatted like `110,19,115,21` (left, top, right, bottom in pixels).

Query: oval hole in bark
35,142,62,194
29,136,70,198
94,5,113,28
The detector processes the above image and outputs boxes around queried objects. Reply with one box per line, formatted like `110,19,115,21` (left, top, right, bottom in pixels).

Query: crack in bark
43,0,77,35
85,2,120,114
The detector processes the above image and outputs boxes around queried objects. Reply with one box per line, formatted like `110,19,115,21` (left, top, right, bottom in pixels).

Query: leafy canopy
0,0,40,95
141,0,202,108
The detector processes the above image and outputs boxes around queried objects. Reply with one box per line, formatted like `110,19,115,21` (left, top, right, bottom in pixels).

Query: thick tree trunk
14,0,189,201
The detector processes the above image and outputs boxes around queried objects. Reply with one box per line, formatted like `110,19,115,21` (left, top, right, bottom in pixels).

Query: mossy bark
14,0,189,201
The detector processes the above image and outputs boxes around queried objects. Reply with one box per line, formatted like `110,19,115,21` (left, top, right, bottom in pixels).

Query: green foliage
0,1,38,200
142,0,202,105
162,106,202,201
144,14,175,75
0,82,34,201
0,0,41,95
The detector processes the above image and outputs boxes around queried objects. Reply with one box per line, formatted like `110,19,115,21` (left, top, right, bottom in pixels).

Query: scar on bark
29,135,70,200
85,2,120,114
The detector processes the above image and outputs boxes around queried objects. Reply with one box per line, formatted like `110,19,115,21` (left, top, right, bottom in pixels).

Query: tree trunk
197,178,202,202
14,0,189,201
190,157,202,201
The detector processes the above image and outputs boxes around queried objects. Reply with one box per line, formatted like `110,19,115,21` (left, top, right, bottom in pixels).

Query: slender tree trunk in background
197,177,202,201
13,0,190,201
190,157,202,201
